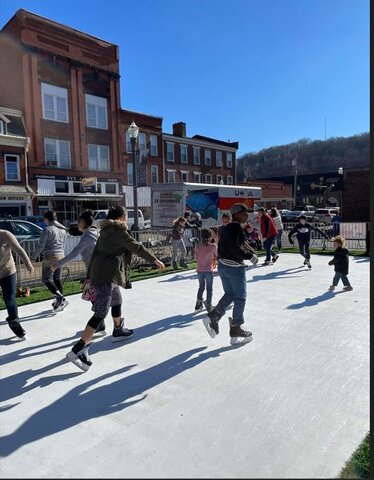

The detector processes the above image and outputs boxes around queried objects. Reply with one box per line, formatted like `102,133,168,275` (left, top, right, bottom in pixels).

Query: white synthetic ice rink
0,254,369,478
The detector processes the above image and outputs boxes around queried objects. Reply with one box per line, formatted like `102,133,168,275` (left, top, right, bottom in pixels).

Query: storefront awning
36,194,122,201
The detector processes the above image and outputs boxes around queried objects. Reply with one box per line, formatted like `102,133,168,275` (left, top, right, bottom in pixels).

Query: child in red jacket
257,208,279,265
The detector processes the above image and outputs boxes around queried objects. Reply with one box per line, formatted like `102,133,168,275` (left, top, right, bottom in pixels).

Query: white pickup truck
92,209,145,230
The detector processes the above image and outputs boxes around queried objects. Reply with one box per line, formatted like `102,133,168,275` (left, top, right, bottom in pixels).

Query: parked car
294,205,316,213
19,215,47,229
143,219,151,229
0,219,43,241
314,208,339,224
281,210,314,223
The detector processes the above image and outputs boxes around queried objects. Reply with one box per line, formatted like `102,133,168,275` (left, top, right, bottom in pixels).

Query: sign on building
82,177,97,193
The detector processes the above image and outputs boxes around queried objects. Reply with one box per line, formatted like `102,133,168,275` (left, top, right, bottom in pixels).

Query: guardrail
9,222,369,289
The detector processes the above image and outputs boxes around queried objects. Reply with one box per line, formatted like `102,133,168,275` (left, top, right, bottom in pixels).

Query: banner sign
82,177,97,193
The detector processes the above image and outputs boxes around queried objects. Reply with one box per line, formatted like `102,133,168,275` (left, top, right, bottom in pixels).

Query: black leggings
42,266,63,295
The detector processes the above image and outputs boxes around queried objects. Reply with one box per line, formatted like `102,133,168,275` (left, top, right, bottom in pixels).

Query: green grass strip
340,432,370,479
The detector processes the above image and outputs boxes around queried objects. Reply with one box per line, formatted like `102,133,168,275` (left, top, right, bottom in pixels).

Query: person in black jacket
203,203,258,346
328,236,353,291
288,215,329,269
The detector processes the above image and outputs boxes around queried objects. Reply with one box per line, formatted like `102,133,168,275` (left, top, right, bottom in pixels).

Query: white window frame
138,132,147,151
193,171,202,183
180,144,188,164
85,94,108,129
88,144,110,172
167,169,176,183
204,173,212,184
150,135,158,156
181,170,189,182
167,142,175,162
151,164,159,184
41,82,69,123
227,175,233,185
4,154,20,182
217,174,224,185
193,147,200,165
44,138,71,168
0,119,6,135
204,149,211,166
216,151,223,167
54,181,70,194
226,152,233,168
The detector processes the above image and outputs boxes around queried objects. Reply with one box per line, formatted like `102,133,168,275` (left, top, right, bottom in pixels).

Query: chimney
172,122,186,137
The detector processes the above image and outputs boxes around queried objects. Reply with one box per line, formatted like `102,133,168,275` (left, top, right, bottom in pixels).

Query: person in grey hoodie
31,211,68,312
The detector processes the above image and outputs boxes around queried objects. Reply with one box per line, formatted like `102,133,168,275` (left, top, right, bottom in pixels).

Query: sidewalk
0,254,369,478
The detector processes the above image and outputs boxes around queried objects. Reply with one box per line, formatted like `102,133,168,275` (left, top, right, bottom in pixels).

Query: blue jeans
216,263,247,326
276,229,283,250
0,273,18,321
197,272,213,305
263,235,276,262
332,272,351,287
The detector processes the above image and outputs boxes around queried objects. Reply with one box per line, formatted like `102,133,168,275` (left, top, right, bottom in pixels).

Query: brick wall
342,168,370,222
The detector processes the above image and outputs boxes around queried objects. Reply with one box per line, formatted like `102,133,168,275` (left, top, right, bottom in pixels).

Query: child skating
328,236,353,291
288,215,329,269
194,228,217,313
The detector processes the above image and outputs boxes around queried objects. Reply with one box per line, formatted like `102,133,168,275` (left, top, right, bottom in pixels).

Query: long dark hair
107,205,127,221
79,209,94,227
44,211,56,222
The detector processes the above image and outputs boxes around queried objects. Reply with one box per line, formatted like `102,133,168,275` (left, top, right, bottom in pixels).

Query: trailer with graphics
151,182,262,227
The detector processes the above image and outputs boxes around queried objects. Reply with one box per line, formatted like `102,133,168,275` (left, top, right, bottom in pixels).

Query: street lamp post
127,121,139,232
292,155,298,208
338,166,343,218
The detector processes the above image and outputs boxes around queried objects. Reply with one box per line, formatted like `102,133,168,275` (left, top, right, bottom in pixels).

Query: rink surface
0,254,369,479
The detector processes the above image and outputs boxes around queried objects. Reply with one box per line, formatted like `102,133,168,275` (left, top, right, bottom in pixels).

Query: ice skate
112,318,134,342
194,299,203,313
66,341,92,372
272,254,279,263
306,260,312,269
53,296,69,312
262,260,271,266
303,259,308,265
202,308,221,338
7,318,26,340
328,285,335,291
250,255,259,266
203,300,213,313
229,318,252,346
343,285,353,291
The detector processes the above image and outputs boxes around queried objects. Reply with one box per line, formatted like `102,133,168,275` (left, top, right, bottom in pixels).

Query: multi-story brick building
163,122,238,185
0,9,123,223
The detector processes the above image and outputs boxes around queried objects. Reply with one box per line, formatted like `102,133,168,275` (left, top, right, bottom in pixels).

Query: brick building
341,166,370,222
239,179,293,209
163,122,238,185
0,107,34,216
0,9,123,223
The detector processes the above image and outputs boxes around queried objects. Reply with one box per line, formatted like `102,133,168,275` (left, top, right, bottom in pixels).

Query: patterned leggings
87,283,122,329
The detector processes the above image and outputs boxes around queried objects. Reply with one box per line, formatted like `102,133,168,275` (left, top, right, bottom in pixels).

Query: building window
0,119,6,135
205,174,212,184
139,132,147,151
127,163,133,185
55,181,69,193
216,151,222,167
73,182,84,193
85,94,108,129
193,147,200,165
151,165,158,184
217,174,223,184
41,83,68,123
194,172,201,183
105,183,117,194
181,171,189,182
226,152,233,168
44,138,71,168
150,135,158,156
180,145,188,163
4,154,20,181
167,143,174,162
205,149,211,166
126,131,133,152
88,144,109,171
167,170,176,183
227,175,233,185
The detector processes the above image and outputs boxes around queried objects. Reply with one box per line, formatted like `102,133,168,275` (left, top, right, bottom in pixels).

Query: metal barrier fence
11,222,369,289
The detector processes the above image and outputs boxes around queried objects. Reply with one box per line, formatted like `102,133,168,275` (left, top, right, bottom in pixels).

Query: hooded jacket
328,246,349,275
218,221,255,266
88,220,157,287
58,226,99,269
32,220,67,259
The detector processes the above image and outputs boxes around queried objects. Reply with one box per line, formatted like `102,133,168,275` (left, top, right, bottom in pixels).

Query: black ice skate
53,295,69,312
306,260,312,269
112,318,134,342
195,299,203,312
66,341,92,372
203,300,213,313
7,318,26,340
272,254,279,263
229,318,253,346
202,308,221,338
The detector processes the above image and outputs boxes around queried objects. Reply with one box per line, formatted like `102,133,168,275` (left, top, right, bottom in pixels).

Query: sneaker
7,318,26,340
53,296,69,312
112,319,134,342
93,321,106,337
203,300,213,313
229,319,253,346
66,341,92,372
250,255,259,265
195,299,203,312
328,285,335,291
272,254,279,263
343,285,353,291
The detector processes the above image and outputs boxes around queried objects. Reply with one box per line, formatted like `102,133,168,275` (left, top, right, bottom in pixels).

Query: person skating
328,236,353,291
194,228,217,313
257,207,279,265
31,211,68,312
0,229,34,339
270,207,284,252
203,203,256,346
66,205,165,371
288,215,329,269
171,217,188,269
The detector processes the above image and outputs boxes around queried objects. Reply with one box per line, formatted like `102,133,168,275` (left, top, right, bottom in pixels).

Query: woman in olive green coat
66,205,165,371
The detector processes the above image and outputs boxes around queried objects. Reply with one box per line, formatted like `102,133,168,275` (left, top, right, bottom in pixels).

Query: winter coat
171,223,185,240
218,221,255,266
328,246,349,275
288,222,328,244
0,230,33,279
32,220,67,259
88,220,157,287
58,226,99,270
272,215,283,231
260,214,278,239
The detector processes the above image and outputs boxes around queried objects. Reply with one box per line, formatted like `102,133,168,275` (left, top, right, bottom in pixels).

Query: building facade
163,122,238,185
239,179,293,209
0,9,123,224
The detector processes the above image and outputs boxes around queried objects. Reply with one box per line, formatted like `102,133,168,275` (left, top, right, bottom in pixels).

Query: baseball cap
230,203,250,215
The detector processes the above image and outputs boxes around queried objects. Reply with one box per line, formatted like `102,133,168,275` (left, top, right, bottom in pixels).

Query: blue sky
0,0,369,156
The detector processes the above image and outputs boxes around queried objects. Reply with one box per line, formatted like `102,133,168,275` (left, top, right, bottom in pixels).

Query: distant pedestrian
0,229,34,339
331,212,342,235
171,217,188,269
194,228,217,313
270,207,284,252
288,215,329,269
257,207,279,265
31,211,68,312
328,236,353,291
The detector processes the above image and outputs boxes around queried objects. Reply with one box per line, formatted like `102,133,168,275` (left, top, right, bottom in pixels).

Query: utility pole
292,154,298,208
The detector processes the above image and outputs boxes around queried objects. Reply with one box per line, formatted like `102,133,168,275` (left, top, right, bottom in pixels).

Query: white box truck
151,182,262,227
